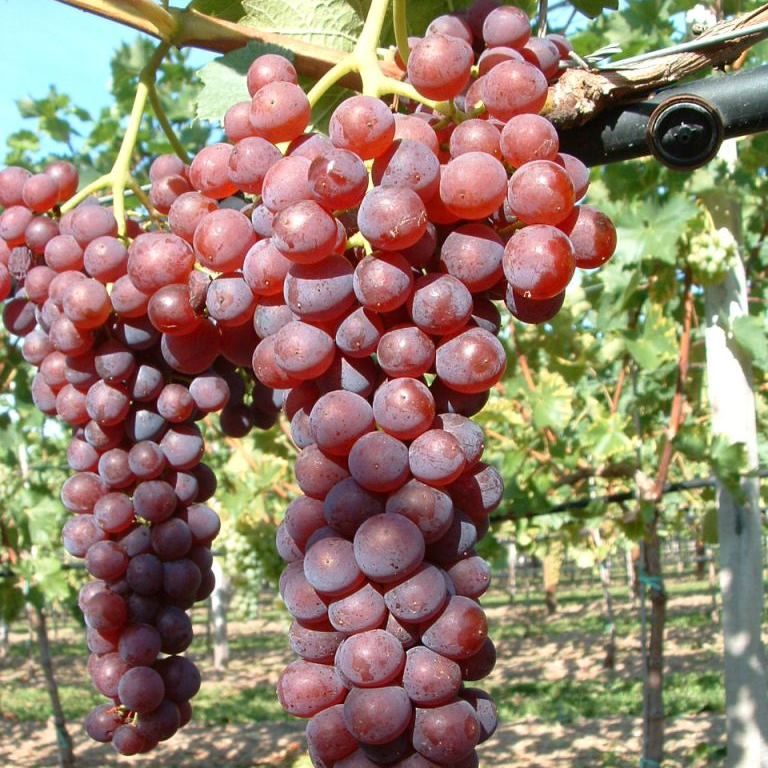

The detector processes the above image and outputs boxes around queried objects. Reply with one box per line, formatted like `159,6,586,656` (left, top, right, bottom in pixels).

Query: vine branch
651,271,695,501
546,2,768,128
147,83,190,163
56,0,768,132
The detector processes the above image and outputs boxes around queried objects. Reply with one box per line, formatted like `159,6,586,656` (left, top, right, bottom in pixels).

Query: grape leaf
0,581,24,623
611,194,697,266
711,437,748,499
529,370,574,432
196,41,294,122
585,413,635,461
625,304,678,370
240,0,369,53
702,506,718,544
189,0,246,21
570,0,619,19
732,315,768,370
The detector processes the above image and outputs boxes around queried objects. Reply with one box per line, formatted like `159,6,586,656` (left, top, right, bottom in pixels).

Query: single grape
335,629,405,688
421,595,488,660
308,148,368,211
412,699,481,763
342,686,413,745
357,187,428,251
353,512,425,584
327,582,388,633
481,60,547,121
188,143,238,199
249,81,311,144
329,95,395,160
247,53,298,96
507,159,575,225
348,430,410,493
407,33,474,101
353,252,415,313
503,224,575,299
384,562,448,624
403,645,462,706
277,660,347,718
434,327,507,394
559,204,617,268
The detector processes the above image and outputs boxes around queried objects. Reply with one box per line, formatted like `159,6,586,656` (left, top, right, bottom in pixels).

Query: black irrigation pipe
502,469,768,520
559,64,768,169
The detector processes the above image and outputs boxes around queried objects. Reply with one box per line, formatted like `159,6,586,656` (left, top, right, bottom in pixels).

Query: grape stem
61,42,171,236
392,0,410,66
307,0,454,117
148,83,191,164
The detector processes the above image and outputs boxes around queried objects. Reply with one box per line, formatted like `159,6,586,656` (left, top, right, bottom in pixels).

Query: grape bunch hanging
0,0,616,764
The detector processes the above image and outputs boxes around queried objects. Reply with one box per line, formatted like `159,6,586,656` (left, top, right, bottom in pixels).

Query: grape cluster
0,0,618,763
0,160,280,753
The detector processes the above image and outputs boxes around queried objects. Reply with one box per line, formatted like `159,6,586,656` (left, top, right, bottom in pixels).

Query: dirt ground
0,587,728,768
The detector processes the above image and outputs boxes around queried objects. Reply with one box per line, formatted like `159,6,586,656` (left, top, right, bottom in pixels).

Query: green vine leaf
196,41,295,122
711,437,749,500
240,0,369,53
732,315,768,370
529,371,574,432
189,0,247,21
611,194,697,266
585,412,635,462
570,0,619,19
625,304,678,370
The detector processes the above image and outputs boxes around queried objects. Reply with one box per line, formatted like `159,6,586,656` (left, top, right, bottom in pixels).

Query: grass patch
494,605,718,643
0,683,101,722
492,671,724,724
193,683,290,725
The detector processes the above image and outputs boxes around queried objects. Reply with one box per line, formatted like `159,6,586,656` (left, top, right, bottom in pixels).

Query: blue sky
0,0,213,147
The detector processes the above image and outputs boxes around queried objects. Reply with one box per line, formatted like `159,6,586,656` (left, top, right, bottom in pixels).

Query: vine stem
148,84,190,163
110,79,151,233
61,42,171,234
392,0,410,66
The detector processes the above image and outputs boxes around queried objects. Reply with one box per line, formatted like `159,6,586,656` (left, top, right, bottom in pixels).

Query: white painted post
210,558,231,670
703,187,768,767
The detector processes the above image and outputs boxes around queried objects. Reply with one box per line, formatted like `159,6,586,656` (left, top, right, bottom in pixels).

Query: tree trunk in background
593,531,616,670
28,603,74,768
704,221,768,767
695,538,707,580
543,542,562,615
641,523,667,766
211,558,231,670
